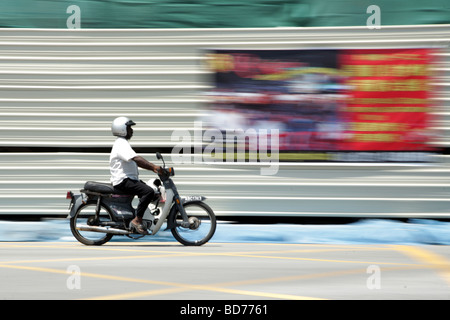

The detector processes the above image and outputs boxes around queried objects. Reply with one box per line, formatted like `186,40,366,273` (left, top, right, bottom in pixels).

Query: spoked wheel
171,202,216,246
70,201,114,246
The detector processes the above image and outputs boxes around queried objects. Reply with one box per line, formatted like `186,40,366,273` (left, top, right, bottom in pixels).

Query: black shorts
114,178,155,217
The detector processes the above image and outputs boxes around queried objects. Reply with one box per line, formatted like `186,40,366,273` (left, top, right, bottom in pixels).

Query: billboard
204,48,439,162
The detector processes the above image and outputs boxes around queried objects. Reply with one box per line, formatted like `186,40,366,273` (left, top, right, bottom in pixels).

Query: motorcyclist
110,116,161,234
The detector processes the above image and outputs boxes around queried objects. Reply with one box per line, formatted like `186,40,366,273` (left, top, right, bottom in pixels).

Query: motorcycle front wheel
171,202,216,246
70,201,114,246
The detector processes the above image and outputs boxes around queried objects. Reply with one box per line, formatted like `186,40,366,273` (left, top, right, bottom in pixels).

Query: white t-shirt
110,137,139,186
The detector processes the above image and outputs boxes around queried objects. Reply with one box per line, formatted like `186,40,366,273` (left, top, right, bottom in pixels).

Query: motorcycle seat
83,181,128,195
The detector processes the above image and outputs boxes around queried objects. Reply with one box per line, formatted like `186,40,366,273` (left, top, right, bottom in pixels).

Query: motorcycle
66,152,216,246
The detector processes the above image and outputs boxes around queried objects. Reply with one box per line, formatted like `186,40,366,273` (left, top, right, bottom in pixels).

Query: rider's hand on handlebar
154,165,162,174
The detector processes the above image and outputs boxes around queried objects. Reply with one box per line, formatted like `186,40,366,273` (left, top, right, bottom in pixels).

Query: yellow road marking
0,249,421,268
199,288,324,300
0,263,323,300
0,242,446,299
89,286,323,301
87,265,423,300
0,242,405,267
0,253,195,265
211,265,421,288
215,252,422,267
87,287,190,300
392,245,450,286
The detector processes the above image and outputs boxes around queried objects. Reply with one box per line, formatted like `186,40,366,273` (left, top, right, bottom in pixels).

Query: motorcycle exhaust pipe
76,225,132,235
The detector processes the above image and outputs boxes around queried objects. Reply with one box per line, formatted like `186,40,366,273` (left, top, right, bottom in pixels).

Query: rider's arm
132,156,161,173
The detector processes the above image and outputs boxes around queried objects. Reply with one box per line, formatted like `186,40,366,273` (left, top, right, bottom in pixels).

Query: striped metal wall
0,25,449,219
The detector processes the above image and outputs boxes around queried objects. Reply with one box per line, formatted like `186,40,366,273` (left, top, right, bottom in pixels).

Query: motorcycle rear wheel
70,201,114,245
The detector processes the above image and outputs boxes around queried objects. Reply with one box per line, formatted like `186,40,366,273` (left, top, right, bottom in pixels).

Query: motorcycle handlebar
156,152,174,179
158,167,175,179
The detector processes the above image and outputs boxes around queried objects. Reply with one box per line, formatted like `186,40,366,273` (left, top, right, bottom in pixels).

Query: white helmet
111,116,136,137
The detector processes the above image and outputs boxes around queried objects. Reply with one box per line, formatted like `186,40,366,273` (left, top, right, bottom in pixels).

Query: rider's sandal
130,220,149,235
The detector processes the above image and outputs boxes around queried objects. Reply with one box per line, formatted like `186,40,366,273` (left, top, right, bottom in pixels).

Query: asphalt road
0,241,449,302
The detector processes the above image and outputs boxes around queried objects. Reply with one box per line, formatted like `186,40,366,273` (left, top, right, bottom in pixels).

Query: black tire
70,201,114,246
171,202,216,246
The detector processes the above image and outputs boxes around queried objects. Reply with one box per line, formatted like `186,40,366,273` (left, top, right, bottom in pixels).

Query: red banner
339,48,436,151
205,48,439,162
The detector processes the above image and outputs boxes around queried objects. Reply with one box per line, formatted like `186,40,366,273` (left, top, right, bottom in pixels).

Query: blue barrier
0,219,449,245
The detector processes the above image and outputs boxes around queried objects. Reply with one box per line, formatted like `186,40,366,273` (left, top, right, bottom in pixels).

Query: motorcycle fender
165,197,207,230
181,196,206,204
67,194,84,218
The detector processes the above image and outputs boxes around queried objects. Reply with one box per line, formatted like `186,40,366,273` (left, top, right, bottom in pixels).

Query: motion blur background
0,0,449,221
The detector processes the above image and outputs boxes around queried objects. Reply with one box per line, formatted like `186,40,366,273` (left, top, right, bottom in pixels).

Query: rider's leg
115,178,154,233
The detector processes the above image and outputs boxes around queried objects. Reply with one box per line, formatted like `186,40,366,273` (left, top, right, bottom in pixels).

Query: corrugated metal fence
0,25,449,219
